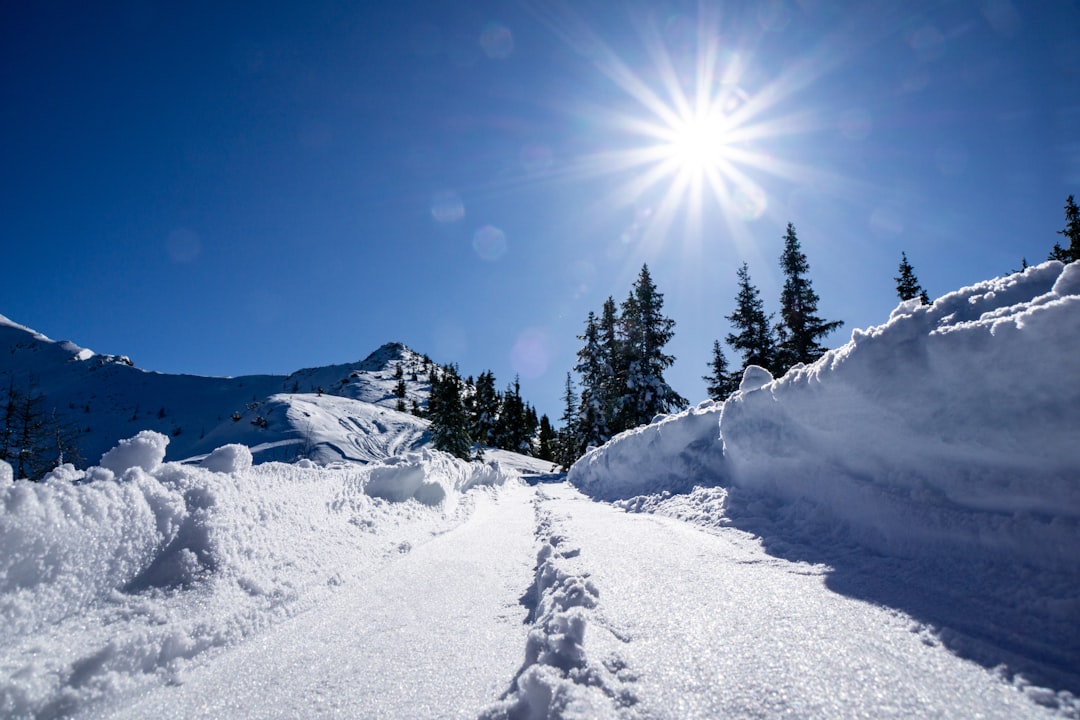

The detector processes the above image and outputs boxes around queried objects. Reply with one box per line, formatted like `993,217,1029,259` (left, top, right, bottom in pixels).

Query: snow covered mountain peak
0,312,445,467
356,341,426,372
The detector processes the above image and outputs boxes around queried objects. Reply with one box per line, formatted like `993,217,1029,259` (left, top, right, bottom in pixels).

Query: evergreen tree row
706,223,843,400
559,264,687,465
705,194,1080,404
425,364,555,462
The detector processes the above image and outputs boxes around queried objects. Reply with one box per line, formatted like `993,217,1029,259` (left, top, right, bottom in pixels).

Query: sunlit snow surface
1,261,1078,718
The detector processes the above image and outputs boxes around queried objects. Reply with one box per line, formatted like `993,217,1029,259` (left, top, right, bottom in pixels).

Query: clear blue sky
2,1,1077,421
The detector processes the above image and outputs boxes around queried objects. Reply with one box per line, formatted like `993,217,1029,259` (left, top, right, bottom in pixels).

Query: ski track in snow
93,482,538,720
488,482,1063,720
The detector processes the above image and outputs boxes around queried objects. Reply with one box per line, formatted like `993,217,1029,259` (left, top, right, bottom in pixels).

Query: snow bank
199,443,253,473
572,261,1080,572
569,401,726,501
0,434,511,717
361,449,516,506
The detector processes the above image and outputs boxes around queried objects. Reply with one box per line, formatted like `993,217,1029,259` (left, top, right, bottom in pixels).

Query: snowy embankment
569,261,1080,706
572,260,1080,570
0,432,518,718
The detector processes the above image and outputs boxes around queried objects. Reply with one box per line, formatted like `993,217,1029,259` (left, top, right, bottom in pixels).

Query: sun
528,5,831,253
664,112,728,175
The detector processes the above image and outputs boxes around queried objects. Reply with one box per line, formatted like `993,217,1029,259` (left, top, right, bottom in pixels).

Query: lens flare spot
520,143,553,173
431,190,465,223
870,207,904,238
479,22,514,59
935,144,968,176
837,108,872,141
510,328,552,379
166,228,202,264
732,183,767,221
472,225,507,261
757,0,792,32
909,26,946,62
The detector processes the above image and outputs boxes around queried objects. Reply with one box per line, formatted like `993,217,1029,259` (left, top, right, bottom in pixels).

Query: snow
0,440,522,718
1,261,1078,718
482,483,1061,719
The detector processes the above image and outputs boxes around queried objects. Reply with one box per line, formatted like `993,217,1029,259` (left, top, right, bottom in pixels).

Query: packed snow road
95,480,539,720
485,483,1055,719
88,480,1059,719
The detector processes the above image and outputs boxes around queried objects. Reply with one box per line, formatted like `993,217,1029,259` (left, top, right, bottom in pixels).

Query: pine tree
895,251,930,304
556,372,580,469
536,414,557,462
775,223,843,373
470,370,500,448
426,365,472,460
726,262,777,375
496,376,531,454
616,264,686,429
703,339,739,400
574,311,610,450
1049,195,1080,263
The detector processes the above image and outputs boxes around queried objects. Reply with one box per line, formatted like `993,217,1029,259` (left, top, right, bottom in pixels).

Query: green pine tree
536,414,557,462
895,251,930,304
1049,195,1080,263
469,370,500,448
616,264,686,430
427,366,471,459
726,262,777,375
703,339,739,400
574,311,610,450
556,372,580,469
776,223,843,373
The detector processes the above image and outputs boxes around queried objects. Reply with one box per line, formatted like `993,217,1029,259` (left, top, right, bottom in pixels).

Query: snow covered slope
569,260,1080,704
0,435,523,717
0,315,437,465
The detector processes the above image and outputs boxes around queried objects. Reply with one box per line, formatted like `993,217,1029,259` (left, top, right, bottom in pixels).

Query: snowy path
98,482,539,720
494,483,1056,719
80,480,1058,719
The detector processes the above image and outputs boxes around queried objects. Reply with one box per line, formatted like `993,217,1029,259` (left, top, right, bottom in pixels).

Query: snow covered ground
1,261,1078,718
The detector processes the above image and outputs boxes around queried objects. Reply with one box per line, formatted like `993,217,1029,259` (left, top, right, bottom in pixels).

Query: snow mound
98,430,170,475
569,400,726,501
200,443,254,473
0,434,497,717
361,449,517,506
573,261,1080,571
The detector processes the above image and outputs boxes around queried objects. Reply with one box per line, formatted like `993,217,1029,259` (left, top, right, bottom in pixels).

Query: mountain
0,314,441,467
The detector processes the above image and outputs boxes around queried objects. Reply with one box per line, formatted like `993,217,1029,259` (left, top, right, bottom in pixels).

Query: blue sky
2,1,1077,420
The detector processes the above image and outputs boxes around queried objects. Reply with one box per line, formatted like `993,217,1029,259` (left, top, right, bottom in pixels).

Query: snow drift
0,433,517,718
571,261,1080,571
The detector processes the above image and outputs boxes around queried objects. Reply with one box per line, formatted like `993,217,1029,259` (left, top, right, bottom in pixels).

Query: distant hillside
0,314,444,467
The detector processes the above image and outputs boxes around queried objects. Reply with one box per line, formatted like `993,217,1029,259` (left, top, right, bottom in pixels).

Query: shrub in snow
201,444,254,474
98,430,170,475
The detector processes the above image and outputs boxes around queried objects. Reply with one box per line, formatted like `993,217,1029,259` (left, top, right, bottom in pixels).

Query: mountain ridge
0,314,440,467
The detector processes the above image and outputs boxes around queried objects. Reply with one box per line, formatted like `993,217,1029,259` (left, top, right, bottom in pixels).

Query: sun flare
664,112,728,174
529,5,835,256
